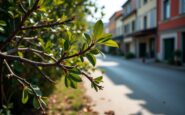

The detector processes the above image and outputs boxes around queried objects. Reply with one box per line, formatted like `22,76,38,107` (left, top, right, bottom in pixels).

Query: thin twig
19,2,27,14
18,48,57,62
34,65,56,83
57,43,95,64
0,52,56,67
81,72,103,90
4,60,45,111
21,17,75,30
0,0,40,50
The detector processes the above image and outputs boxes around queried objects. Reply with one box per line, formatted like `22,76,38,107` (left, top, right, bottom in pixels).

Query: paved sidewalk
83,70,152,115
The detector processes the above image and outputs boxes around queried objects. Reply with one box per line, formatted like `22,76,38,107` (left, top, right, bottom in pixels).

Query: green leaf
70,79,77,89
64,76,70,88
38,6,47,12
8,11,14,18
18,52,23,58
67,30,72,40
28,0,34,7
22,88,29,104
94,76,103,84
86,53,96,66
84,33,91,43
90,49,99,55
69,73,82,82
93,20,104,39
102,40,119,48
97,33,112,43
0,20,6,26
82,43,88,51
91,82,98,92
44,0,53,6
80,56,84,62
64,39,70,50
54,0,64,5
0,27,4,33
69,69,81,74
45,41,52,49
33,97,40,109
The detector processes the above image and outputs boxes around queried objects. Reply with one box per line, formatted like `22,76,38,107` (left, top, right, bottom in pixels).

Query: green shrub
174,50,182,58
155,58,161,63
125,52,135,59
167,57,175,65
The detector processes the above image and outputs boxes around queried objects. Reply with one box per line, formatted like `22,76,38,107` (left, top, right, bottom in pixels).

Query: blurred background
85,0,185,115
1,0,185,115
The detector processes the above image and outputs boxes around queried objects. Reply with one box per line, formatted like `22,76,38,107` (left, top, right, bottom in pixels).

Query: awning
124,37,133,43
125,28,157,38
132,28,157,37
112,35,124,41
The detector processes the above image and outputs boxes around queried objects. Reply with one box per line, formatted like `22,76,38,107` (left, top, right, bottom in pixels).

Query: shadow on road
97,56,185,115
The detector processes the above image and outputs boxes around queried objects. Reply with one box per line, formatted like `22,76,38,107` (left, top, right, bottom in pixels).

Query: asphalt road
94,55,185,115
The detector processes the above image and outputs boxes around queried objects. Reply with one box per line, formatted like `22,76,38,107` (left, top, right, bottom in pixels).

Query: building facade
157,0,185,63
108,10,124,55
122,0,137,55
134,0,157,58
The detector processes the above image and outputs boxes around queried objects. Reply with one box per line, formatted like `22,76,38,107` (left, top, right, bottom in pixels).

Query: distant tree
0,0,118,113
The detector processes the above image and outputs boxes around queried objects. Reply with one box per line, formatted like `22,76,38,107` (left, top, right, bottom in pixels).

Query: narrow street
84,55,185,115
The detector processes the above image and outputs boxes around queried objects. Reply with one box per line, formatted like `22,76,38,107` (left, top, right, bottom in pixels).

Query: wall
136,0,157,31
109,18,116,35
158,0,185,32
157,0,185,59
115,16,123,37
123,13,137,35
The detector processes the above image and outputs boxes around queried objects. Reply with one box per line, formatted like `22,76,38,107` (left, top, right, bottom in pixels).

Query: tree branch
19,2,27,14
81,72,103,90
0,0,40,50
57,43,95,63
34,65,55,83
0,52,56,67
15,36,38,40
18,48,57,62
4,60,45,112
21,17,75,30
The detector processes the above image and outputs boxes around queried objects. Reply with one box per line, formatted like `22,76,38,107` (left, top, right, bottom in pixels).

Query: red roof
109,10,123,21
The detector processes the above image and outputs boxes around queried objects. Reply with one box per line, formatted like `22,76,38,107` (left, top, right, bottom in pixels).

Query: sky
88,0,127,23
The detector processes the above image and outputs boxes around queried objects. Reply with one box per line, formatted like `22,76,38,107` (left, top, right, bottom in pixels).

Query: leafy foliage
0,0,118,113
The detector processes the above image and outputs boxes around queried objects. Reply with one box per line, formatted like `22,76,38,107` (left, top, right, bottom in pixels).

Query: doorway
149,38,155,58
139,43,147,58
182,32,185,63
163,38,174,60
125,43,130,53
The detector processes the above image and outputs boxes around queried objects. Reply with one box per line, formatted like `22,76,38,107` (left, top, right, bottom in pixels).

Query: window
163,0,170,19
144,16,147,29
137,0,141,8
181,0,185,14
128,23,131,33
150,9,157,28
124,23,131,34
124,25,128,34
132,20,135,32
127,4,131,14
136,17,142,31
144,0,148,5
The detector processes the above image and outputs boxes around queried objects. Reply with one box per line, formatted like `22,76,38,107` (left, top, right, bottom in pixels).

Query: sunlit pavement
84,55,185,115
